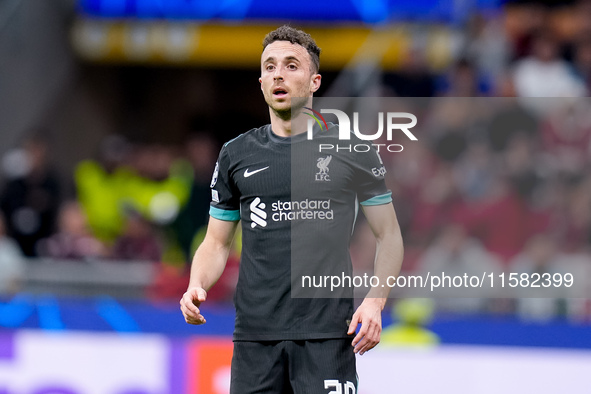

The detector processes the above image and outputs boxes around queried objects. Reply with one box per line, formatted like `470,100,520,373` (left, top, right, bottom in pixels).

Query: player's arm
348,202,403,355
180,217,239,325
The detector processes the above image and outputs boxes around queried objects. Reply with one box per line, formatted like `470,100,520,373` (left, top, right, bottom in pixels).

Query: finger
181,296,199,315
186,315,206,325
354,322,374,354
187,287,207,303
363,323,383,354
356,340,369,355
352,325,368,349
180,301,202,320
196,288,207,303
180,303,195,320
182,292,200,314
181,293,196,313
361,338,379,354
347,313,360,335
358,325,379,355
355,318,381,353
181,305,206,325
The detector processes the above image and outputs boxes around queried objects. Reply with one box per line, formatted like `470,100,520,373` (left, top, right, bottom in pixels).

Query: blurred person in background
511,235,568,321
122,142,192,263
0,213,25,294
485,98,538,152
418,224,503,312
502,132,542,203
426,99,473,163
437,58,490,97
553,176,591,253
37,200,107,260
456,176,533,264
76,136,192,262
405,165,466,273
464,13,510,84
573,37,591,92
382,47,436,97
172,131,219,261
453,141,497,202
381,298,439,347
381,137,439,263
512,30,587,97
0,134,61,257
540,101,591,175
112,208,162,262
75,134,132,242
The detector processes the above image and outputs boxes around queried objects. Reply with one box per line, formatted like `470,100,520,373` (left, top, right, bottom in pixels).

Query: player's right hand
180,287,208,325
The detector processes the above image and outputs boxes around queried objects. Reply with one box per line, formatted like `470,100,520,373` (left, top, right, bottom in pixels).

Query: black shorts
230,339,358,394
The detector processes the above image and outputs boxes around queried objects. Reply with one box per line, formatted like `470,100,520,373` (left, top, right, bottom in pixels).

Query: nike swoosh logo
244,166,269,178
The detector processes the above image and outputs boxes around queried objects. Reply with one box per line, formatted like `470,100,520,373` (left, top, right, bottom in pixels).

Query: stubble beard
268,95,309,121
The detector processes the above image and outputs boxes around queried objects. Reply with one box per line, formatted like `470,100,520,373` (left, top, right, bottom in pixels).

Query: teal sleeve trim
209,206,240,221
224,133,245,147
360,192,392,206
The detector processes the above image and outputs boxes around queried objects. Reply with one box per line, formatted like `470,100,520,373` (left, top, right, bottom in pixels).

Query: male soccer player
180,25,404,393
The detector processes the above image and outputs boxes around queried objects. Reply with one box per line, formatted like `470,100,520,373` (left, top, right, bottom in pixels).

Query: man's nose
273,67,284,81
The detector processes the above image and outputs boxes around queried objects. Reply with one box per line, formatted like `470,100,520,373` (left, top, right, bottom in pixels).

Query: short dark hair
262,25,321,73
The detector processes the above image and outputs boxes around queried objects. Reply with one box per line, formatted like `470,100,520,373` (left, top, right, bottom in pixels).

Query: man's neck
269,101,312,138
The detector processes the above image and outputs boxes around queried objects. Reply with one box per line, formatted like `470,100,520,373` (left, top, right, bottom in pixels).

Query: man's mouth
273,87,288,98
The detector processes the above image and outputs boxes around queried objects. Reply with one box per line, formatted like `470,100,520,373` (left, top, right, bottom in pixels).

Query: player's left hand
347,298,384,355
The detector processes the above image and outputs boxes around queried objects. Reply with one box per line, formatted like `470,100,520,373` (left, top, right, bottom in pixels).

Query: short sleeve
209,146,240,221
352,148,392,206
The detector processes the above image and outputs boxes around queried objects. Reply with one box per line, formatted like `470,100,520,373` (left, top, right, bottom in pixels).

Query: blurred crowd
348,96,591,320
1,2,591,317
0,132,243,301
0,133,212,258
357,0,591,319
382,1,591,98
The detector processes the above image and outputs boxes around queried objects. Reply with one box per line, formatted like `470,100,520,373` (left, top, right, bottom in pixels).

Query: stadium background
1,0,591,392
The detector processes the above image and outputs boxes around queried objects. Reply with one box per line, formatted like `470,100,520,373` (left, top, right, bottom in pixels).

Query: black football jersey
210,123,391,341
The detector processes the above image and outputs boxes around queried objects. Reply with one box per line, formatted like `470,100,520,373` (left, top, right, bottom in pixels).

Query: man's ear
259,77,263,89
310,73,322,93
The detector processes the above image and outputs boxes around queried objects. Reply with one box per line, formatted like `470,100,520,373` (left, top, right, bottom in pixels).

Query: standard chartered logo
272,199,334,221
249,197,334,228
250,197,267,228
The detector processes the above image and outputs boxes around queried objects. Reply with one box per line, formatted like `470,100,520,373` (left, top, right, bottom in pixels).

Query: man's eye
266,65,275,71
288,64,297,70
